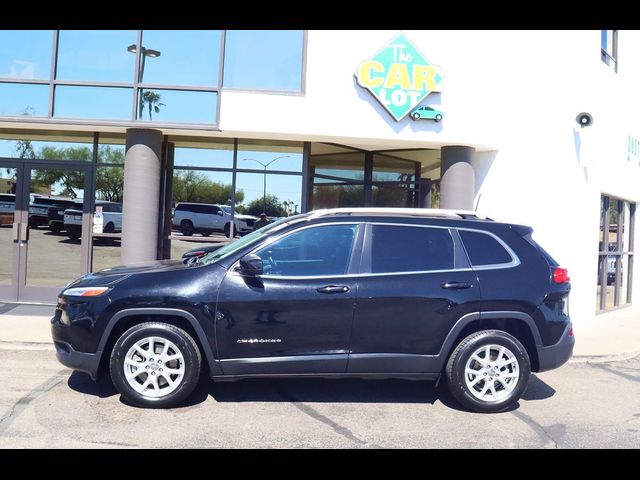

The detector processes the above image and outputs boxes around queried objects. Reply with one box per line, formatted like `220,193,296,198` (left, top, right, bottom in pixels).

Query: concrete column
440,145,475,210
122,128,163,264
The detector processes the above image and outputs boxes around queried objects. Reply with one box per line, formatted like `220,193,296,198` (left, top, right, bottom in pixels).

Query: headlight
62,286,111,297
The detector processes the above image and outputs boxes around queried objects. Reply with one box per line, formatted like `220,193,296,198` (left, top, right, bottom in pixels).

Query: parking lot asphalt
0,346,638,448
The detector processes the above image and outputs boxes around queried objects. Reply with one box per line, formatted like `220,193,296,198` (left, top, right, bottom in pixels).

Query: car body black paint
51,212,573,382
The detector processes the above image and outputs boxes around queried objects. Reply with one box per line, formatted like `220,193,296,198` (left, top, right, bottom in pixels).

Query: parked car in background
0,193,15,226
64,200,122,240
172,202,258,238
52,207,573,413
29,195,78,232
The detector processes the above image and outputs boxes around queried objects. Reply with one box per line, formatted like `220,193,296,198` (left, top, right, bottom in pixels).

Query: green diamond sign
355,33,443,121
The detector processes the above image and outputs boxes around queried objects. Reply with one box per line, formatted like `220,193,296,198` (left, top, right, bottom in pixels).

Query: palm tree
139,91,166,121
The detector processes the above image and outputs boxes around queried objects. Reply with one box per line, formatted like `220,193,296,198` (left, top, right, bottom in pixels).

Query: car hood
65,259,195,288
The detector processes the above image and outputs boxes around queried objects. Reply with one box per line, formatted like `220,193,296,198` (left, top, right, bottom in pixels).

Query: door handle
12,222,19,242
441,282,472,290
317,285,350,294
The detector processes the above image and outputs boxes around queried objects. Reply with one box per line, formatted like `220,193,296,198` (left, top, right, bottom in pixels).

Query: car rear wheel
435,114,443,122
109,322,202,408
180,220,195,237
412,113,420,120
445,330,530,413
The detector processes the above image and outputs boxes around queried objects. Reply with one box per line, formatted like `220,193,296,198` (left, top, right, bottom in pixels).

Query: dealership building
0,29,639,325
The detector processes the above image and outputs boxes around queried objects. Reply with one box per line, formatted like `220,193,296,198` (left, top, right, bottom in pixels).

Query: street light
243,155,290,214
127,44,161,118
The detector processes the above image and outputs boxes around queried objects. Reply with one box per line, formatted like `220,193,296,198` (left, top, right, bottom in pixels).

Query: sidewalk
0,302,639,362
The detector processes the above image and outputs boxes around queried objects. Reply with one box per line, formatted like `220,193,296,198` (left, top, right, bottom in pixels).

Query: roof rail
307,207,490,220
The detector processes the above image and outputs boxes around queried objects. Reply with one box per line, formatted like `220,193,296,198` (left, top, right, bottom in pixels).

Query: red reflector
553,267,570,283
569,327,574,337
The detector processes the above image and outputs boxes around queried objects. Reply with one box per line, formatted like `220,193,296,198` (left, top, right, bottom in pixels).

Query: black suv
51,208,574,413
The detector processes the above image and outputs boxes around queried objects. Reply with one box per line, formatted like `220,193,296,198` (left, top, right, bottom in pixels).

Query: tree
29,146,91,198
96,167,124,202
172,170,244,205
245,194,287,217
140,91,165,121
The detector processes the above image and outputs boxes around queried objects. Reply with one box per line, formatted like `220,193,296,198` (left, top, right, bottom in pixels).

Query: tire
445,330,530,413
104,222,115,234
50,223,62,233
435,114,442,122
224,223,231,238
180,220,195,237
109,322,202,409
412,113,420,120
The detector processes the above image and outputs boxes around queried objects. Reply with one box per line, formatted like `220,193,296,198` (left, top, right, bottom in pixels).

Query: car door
209,205,223,230
215,222,363,375
348,222,481,374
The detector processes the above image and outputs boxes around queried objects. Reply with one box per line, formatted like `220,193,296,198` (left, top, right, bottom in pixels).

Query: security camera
576,112,593,128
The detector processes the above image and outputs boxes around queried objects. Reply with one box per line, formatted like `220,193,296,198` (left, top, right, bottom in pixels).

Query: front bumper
51,320,101,380
536,322,574,372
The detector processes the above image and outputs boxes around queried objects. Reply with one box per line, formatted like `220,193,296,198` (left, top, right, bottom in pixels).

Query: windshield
221,206,232,214
200,214,309,266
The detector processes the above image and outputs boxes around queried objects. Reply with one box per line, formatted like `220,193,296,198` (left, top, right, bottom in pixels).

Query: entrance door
0,161,21,302
0,162,92,303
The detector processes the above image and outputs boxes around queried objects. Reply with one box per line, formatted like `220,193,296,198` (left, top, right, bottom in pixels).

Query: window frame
601,30,618,73
234,222,363,279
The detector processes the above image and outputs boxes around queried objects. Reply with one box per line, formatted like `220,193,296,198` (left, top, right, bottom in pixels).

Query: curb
569,351,640,364
0,340,54,351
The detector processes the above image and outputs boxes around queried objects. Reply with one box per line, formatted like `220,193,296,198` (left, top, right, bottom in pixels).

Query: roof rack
307,207,491,221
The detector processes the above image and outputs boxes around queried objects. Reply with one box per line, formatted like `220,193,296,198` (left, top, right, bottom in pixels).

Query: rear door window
370,225,454,273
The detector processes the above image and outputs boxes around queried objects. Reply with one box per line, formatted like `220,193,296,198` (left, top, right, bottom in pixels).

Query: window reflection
238,140,303,173
137,89,217,124
0,138,93,161
174,142,234,169
0,168,17,286
140,30,221,87
55,85,133,120
235,172,302,217
0,83,49,117
92,165,124,273
224,30,304,92
56,30,137,83
0,30,53,80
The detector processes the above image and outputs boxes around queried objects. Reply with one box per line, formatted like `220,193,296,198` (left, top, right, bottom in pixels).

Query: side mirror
217,211,224,216
239,254,263,276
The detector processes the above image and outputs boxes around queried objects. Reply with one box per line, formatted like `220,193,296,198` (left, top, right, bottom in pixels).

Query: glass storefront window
235,172,302,217
56,30,137,83
92,165,124,273
313,182,364,209
311,152,365,180
597,195,635,312
373,154,417,182
0,138,94,161
98,144,125,164
0,83,49,117
140,30,221,87
0,30,53,80
54,85,133,120
174,142,234,169
137,89,217,124
223,30,304,92
237,140,304,173
371,184,418,208
0,168,17,286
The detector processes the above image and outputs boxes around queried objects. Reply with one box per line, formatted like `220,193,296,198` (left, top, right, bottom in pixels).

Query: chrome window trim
456,227,521,270
229,220,521,280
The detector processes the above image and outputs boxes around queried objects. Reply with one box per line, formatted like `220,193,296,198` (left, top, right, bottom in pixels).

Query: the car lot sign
356,33,443,121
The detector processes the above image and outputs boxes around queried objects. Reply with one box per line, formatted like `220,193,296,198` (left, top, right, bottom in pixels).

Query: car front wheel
445,330,530,413
109,322,202,408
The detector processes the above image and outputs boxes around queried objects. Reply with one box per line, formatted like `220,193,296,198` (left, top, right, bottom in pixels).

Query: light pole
127,44,161,118
243,155,290,214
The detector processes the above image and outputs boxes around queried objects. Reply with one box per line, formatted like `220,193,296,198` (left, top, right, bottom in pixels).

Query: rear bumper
536,322,574,372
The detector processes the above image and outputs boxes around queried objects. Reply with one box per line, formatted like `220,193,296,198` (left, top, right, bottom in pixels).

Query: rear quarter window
459,229,513,266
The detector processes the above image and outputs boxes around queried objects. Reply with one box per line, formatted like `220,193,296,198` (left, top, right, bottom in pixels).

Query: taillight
553,267,570,284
